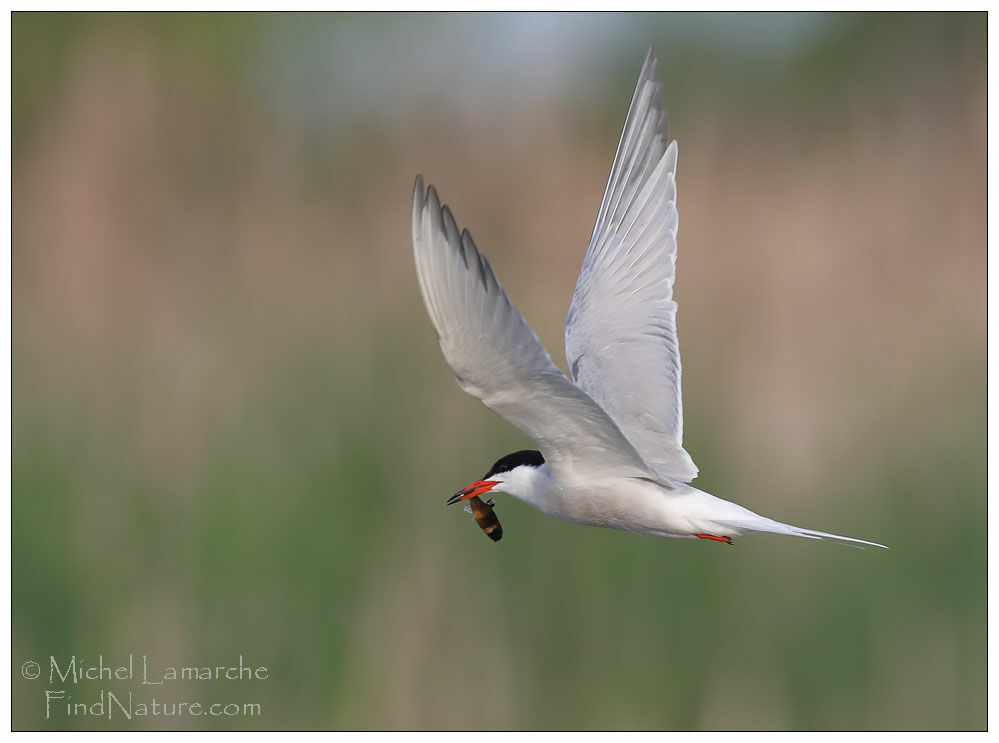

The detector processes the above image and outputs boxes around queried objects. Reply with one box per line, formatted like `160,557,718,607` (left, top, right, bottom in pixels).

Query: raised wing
412,176,652,481
564,48,698,483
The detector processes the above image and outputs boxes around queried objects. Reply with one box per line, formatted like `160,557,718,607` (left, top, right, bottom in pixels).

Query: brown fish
466,494,503,542
446,478,504,542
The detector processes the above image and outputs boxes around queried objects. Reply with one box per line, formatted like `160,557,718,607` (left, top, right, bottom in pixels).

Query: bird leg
696,533,733,545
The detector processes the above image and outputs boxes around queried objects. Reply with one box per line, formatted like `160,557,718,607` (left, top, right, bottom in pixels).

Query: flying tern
411,48,886,549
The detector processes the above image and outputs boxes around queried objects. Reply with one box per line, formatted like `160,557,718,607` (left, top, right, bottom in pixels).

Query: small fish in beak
466,495,503,541
446,480,503,542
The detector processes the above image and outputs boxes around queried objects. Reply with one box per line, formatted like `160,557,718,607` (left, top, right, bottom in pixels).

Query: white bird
411,47,886,549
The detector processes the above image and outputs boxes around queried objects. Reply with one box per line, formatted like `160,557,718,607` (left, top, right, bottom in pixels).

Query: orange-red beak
446,480,500,505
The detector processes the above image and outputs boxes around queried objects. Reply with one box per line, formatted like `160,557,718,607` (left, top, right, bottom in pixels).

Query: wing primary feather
441,205,466,269
564,48,699,483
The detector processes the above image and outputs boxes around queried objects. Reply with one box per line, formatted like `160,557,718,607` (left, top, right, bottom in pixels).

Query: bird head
446,449,546,505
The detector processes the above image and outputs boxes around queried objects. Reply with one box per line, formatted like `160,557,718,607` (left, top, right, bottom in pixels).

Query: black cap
484,450,545,479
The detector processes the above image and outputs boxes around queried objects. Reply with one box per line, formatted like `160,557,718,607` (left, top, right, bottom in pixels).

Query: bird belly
534,479,697,539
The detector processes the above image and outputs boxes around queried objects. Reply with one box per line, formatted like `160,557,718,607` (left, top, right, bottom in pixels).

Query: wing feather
565,47,699,483
412,176,652,481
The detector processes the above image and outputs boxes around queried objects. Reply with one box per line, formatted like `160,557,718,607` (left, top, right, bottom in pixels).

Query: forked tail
782,525,888,549
683,490,888,548
738,516,888,549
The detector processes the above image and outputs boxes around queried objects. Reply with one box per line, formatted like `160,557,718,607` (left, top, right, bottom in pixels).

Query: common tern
411,48,886,549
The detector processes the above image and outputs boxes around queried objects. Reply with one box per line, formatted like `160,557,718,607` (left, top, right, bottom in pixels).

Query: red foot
696,533,733,544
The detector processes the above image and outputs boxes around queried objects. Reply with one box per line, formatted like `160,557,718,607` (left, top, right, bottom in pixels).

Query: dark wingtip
644,45,657,70
412,174,426,216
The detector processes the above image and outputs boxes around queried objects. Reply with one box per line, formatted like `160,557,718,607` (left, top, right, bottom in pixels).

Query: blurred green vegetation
13,12,985,730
